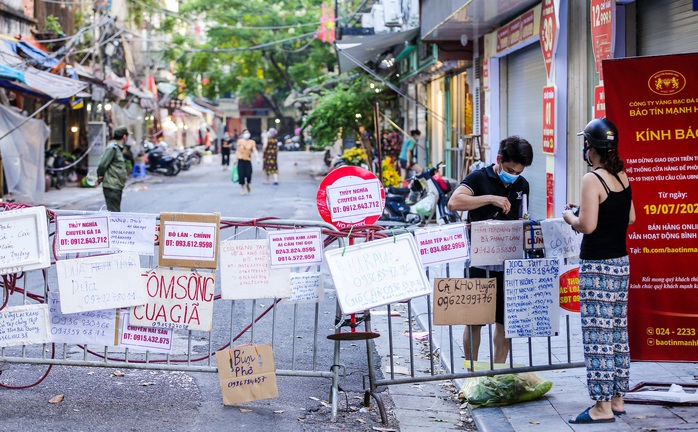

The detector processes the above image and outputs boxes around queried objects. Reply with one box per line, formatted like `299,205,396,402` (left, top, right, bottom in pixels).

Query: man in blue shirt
447,136,533,364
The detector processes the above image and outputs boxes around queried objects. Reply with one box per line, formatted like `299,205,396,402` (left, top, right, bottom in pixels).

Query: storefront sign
604,53,698,361
539,0,558,79
496,9,537,54
546,172,555,219
542,86,556,154
482,58,489,91
590,0,615,80
317,166,385,229
56,214,111,255
594,85,606,118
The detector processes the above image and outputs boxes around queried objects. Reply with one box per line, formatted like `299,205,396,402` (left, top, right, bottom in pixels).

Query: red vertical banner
590,0,615,81
594,85,606,118
542,86,555,154
604,54,698,361
539,0,557,79
545,172,554,219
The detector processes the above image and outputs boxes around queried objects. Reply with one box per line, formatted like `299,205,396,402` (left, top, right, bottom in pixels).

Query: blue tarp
3,39,60,68
0,63,26,83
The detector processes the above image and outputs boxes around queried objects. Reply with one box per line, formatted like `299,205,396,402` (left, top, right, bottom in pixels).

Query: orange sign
559,267,580,313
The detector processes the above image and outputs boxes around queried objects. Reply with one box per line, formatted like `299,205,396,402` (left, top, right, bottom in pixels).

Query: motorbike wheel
405,213,423,225
191,153,202,165
165,164,179,176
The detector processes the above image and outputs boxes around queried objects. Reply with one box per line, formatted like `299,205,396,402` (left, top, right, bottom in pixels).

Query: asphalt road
0,151,400,432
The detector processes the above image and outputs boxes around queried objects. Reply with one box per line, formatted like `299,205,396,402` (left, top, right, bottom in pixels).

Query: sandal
568,407,615,424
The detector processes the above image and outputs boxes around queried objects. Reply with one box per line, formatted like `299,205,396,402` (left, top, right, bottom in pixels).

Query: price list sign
268,228,323,268
414,224,470,266
432,278,496,325
504,259,560,338
56,214,111,255
159,212,220,269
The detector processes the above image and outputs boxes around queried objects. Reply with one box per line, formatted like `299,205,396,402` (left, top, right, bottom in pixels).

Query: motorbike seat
386,187,410,196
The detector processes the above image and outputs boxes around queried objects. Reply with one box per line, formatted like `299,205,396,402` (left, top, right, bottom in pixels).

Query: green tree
164,0,336,117
303,76,392,148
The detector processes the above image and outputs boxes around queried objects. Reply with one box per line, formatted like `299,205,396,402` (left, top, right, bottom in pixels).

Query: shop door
504,43,547,220
637,0,698,55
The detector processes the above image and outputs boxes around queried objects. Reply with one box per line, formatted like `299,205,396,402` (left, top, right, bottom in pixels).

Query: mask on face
582,146,592,167
498,168,519,184
242,133,251,139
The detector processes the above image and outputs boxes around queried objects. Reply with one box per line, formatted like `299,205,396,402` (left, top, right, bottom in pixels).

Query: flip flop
613,410,626,416
568,407,616,424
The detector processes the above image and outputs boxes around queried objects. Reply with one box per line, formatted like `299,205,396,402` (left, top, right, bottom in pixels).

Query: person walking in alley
221,130,233,169
563,118,635,424
96,125,129,212
262,128,280,185
447,136,534,364
235,129,260,195
398,129,423,181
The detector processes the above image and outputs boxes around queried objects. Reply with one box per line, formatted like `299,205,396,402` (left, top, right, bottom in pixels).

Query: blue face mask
498,169,519,184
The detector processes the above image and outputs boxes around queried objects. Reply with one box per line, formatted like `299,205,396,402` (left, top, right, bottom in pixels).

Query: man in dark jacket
97,125,129,212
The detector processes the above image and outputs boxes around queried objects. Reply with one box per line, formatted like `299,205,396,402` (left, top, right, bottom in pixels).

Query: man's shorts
468,267,505,325
398,158,413,170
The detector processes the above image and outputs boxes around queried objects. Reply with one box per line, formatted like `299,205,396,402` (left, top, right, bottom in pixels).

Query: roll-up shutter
505,43,547,220
638,0,698,55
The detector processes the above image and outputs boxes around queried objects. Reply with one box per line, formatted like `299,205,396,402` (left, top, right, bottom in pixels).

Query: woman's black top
579,170,632,260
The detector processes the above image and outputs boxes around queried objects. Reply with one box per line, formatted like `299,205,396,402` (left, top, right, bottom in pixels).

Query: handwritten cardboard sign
119,309,173,353
216,344,279,405
432,278,497,325
268,228,323,268
131,268,216,331
0,206,50,275
48,292,117,346
415,223,470,266
219,239,291,299
324,234,431,315
285,272,324,304
109,213,157,255
56,214,111,254
504,258,560,338
539,218,582,259
55,252,145,314
0,304,51,347
470,220,525,266
158,212,220,269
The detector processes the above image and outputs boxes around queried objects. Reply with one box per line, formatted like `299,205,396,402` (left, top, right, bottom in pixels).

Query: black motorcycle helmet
577,117,618,149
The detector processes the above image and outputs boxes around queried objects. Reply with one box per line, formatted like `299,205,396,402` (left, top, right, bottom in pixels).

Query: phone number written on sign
164,239,214,248
331,200,381,214
122,332,170,344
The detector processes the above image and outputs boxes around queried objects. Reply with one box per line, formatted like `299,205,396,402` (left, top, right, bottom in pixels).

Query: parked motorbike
379,162,461,226
185,147,203,165
143,140,180,176
45,149,67,190
172,148,192,171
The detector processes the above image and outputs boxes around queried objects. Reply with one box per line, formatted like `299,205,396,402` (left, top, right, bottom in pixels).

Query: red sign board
542,86,555,154
594,85,606,118
590,0,615,80
545,172,554,219
496,9,535,54
604,54,698,361
539,0,557,79
559,267,580,313
316,166,385,229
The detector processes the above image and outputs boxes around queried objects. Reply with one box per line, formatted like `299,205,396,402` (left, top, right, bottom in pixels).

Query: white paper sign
109,214,157,255
415,223,470,266
56,214,111,254
119,310,173,353
326,179,383,222
55,253,145,314
131,268,216,331
504,258,560,338
48,292,117,346
0,206,51,275
219,239,291,299
325,234,431,314
0,304,51,347
161,220,217,262
539,218,583,259
285,272,324,304
470,220,525,266
268,228,323,268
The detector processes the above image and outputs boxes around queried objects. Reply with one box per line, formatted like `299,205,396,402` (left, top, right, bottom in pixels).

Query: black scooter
143,141,180,176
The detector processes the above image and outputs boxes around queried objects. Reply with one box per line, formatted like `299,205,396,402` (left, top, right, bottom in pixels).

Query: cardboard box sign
432,278,497,326
215,344,278,405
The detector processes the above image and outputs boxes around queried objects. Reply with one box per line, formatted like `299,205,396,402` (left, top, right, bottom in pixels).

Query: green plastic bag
231,165,239,183
460,372,553,408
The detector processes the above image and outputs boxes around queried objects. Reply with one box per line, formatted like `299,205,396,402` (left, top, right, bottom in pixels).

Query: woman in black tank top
563,118,636,424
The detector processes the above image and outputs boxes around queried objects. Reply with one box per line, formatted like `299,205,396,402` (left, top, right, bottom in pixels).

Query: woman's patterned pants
579,256,630,402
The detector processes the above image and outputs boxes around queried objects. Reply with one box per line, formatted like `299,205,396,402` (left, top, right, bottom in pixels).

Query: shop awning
335,28,419,74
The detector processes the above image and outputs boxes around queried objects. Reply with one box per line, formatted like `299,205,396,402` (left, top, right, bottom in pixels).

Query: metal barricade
363,222,585,422
0,209,348,421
